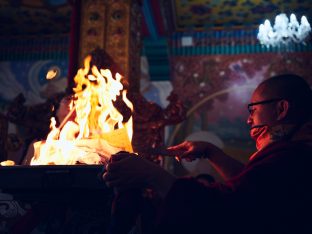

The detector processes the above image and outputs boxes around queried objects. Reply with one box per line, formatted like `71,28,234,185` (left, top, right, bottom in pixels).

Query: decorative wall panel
78,0,142,92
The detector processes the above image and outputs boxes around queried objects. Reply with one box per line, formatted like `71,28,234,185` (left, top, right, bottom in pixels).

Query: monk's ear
276,100,289,120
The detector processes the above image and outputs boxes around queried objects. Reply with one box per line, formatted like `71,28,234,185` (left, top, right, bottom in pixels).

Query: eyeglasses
247,98,284,114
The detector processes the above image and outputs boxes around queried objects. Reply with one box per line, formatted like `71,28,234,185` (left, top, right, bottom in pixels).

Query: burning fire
30,55,133,165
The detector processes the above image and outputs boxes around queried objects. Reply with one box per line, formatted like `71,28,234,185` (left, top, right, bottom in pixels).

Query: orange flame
30,55,133,165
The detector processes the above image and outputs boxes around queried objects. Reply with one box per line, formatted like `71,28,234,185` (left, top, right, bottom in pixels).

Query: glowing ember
30,55,133,165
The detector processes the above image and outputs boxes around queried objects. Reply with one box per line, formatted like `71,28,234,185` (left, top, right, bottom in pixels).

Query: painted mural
0,60,68,107
173,0,312,30
0,59,69,164
0,0,71,36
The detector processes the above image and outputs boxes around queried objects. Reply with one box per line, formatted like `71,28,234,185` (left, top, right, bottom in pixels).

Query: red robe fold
158,140,312,234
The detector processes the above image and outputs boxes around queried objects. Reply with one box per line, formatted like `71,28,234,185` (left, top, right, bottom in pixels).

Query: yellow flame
30,55,133,165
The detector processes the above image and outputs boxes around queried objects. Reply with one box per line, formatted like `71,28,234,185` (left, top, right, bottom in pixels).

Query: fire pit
0,165,109,201
0,53,132,233
0,53,131,198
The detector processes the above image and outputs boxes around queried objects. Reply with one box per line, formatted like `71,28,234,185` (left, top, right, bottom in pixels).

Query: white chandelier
257,13,311,47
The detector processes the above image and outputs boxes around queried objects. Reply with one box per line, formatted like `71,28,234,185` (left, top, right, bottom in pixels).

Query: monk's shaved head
255,74,312,123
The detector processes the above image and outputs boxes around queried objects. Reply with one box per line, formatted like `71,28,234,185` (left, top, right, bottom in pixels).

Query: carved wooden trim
78,0,142,92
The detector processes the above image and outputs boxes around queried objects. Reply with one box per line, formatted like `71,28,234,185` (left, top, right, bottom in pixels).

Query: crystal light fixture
257,13,311,47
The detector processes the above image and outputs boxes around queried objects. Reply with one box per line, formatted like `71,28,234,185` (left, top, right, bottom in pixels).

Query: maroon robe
157,140,312,234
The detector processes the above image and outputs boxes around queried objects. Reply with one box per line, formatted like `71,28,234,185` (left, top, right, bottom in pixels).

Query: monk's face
247,85,280,133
